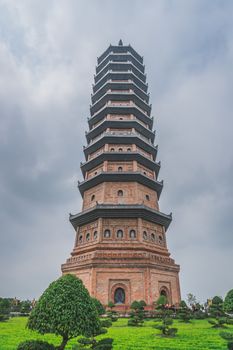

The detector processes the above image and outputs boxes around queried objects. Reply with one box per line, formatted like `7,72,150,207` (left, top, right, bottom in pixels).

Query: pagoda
62,40,181,308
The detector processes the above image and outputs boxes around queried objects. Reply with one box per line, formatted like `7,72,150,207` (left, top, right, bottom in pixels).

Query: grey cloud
0,0,233,302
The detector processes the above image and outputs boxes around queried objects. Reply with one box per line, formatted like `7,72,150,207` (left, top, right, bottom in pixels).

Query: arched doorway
160,287,170,304
114,287,125,304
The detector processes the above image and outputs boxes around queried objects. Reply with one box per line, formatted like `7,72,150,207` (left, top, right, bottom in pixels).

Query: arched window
143,171,147,175
91,194,95,201
160,289,167,297
118,166,123,172
93,231,98,240
145,194,150,201
118,148,123,152
119,117,123,120
104,229,111,238
110,148,115,152
129,230,136,239
151,233,155,241
114,288,125,304
117,229,123,238
143,231,148,240
127,148,131,152
158,235,163,244
86,233,90,241
79,235,83,243
117,190,123,197
94,171,98,175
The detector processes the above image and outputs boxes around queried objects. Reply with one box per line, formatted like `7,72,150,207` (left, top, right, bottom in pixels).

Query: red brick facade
61,41,181,307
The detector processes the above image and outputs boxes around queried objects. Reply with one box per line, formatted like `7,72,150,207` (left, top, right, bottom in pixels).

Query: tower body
62,42,181,308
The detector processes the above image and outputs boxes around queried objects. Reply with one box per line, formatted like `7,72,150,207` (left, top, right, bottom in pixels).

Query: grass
0,317,232,350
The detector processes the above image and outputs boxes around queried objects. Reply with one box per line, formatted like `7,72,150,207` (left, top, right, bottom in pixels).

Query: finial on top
118,39,123,46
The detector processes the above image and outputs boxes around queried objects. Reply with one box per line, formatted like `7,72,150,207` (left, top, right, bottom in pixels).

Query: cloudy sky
0,0,233,303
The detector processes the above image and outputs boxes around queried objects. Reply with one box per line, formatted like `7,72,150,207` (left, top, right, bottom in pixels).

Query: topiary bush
220,331,233,350
17,340,55,350
224,290,233,314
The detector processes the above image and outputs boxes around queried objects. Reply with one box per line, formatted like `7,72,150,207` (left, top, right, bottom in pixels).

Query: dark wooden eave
69,204,172,231
86,120,155,143
80,152,160,176
78,172,163,198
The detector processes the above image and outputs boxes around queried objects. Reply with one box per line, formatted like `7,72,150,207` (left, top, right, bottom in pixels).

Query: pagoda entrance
114,287,125,304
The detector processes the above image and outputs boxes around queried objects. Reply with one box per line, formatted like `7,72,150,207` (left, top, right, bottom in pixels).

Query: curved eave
96,53,145,74
94,62,146,84
91,81,149,104
88,105,153,129
84,135,157,159
97,45,143,65
93,72,148,93
81,152,160,177
78,172,163,198
90,92,151,116
70,204,171,231
86,120,155,143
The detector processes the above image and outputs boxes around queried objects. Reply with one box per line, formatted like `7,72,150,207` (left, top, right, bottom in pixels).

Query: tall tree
28,274,101,350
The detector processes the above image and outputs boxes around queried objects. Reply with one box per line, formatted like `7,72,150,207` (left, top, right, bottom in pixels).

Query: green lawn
0,317,232,350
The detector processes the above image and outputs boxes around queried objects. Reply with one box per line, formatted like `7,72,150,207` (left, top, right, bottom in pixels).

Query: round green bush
224,289,233,313
17,340,55,350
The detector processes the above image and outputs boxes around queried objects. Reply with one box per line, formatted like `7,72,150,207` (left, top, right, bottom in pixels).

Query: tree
92,298,105,316
224,290,233,314
0,298,11,321
28,274,101,350
220,331,233,350
153,295,177,337
128,300,146,327
208,296,229,328
20,300,32,314
187,293,197,310
106,302,118,322
178,300,192,323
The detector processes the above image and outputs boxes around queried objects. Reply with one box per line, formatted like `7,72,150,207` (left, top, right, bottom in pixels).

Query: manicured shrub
220,331,233,350
74,337,113,349
178,300,192,323
17,339,55,350
28,274,101,350
224,289,233,314
106,302,118,322
208,296,229,328
0,298,11,321
128,300,146,327
100,319,112,328
153,295,177,337
92,298,105,316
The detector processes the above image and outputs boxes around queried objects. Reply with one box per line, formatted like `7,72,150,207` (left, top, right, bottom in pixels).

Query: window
86,233,90,241
93,231,98,240
114,288,125,304
143,171,147,175
79,235,83,243
145,194,150,201
151,233,155,241
91,194,95,201
158,235,163,243
94,171,98,175
117,229,123,238
118,166,123,172
119,117,123,120
104,229,111,238
110,148,115,152
118,148,123,152
143,231,148,240
129,230,136,239
127,148,131,152
117,190,123,197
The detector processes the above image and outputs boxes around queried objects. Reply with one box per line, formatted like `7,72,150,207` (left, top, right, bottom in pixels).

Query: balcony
97,45,143,65
90,90,151,116
96,53,145,74
93,71,148,93
78,171,163,198
94,62,146,84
